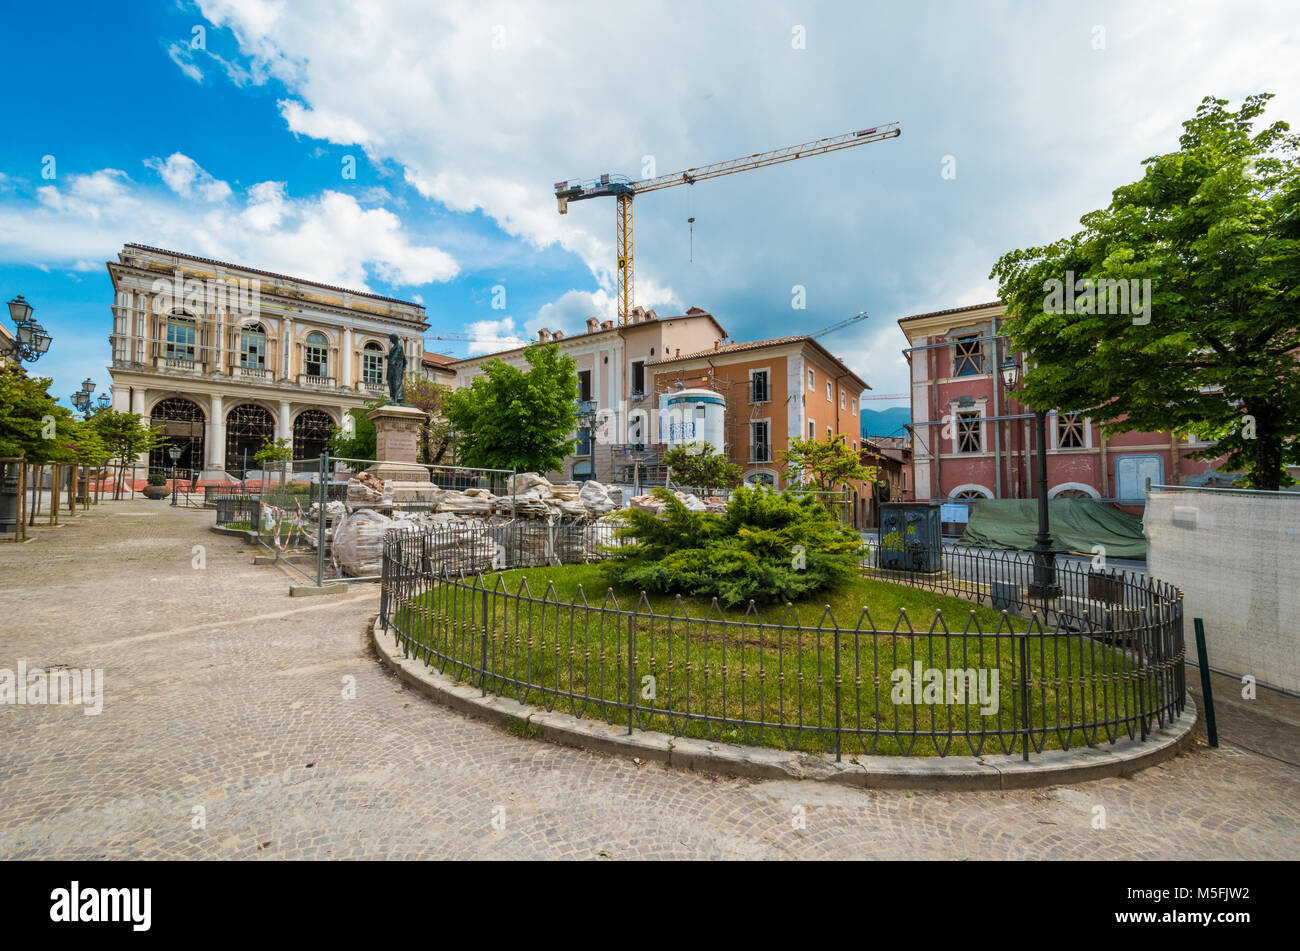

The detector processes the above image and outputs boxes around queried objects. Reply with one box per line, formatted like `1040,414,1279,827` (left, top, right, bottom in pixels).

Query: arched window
293,410,334,462
240,323,266,370
304,332,329,378
149,398,205,474
226,404,276,475
165,312,196,362
362,341,384,385
949,484,993,500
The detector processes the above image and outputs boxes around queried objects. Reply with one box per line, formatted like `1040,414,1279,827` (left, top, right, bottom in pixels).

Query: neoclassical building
107,244,427,480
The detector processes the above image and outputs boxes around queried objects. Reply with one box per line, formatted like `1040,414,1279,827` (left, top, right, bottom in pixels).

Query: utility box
879,502,943,572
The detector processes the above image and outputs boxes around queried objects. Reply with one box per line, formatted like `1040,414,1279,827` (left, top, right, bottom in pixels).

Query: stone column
278,400,293,447
130,388,146,416
208,393,226,472
342,328,353,388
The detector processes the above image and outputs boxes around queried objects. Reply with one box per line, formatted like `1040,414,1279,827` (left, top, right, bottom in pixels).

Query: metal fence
379,525,1186,759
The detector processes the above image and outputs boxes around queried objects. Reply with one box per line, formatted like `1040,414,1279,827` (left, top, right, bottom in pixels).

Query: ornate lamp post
1000,357,1059,599
168,443,183,506
6,296,52,363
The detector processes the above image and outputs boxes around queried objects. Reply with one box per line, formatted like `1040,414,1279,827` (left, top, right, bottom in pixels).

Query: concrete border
209,525,257,543
369,617,1198,790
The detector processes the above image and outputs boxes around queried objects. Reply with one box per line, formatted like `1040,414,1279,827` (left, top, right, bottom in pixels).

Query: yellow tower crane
554,122,901,325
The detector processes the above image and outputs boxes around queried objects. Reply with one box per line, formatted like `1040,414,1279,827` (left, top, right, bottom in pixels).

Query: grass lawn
392,565,1164,757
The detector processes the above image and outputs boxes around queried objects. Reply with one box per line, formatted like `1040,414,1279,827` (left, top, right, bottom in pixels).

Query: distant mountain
860,405,910,439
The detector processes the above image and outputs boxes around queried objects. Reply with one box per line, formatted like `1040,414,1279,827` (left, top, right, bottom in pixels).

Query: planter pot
142,485,169,500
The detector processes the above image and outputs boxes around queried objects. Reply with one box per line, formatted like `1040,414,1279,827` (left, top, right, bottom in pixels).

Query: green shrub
602,486,863,606
146,473,166,486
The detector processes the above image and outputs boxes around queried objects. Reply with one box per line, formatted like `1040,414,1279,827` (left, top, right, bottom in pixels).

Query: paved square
0,501,1295,860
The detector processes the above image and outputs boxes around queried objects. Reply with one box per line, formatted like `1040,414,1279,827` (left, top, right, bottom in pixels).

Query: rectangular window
362,350,384,385
240,330,264,369
576,427,592,455
166,320,196,361
305,342,328,377
826,380,832,402
808,419,815,439
1057,412,1086,448
751,421,770,462
808,369,815,390
630,360,645,396
956,411,982,453
852,397,857,415
840,390,846,410
577,369,592,402
953,335,983,377
750,370,769,403
826,426,833,440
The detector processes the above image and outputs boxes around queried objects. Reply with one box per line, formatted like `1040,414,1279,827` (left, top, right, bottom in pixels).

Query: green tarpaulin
956,499,1147,559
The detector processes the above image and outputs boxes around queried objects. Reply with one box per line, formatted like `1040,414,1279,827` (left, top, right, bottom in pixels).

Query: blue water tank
879,502,943,572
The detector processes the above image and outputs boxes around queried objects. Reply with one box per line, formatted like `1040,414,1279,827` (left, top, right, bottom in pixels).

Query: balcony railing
155,356,202,372
297,373,336,388
358,380,385,395
233,365,272,381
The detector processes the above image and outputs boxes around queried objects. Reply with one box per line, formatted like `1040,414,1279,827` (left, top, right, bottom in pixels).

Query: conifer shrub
602,486,864,606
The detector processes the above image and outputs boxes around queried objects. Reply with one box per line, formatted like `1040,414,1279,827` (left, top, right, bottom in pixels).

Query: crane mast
554,123,900,324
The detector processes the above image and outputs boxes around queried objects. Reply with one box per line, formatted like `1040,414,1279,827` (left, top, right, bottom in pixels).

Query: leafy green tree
90,409,165,500
779,433,877,492
404,372,453,464
254,437,294,466
662,441,742,492
0,363,59,458
329,402,380,460
990,94,1300,490
603,486,863,606
443,344,578,471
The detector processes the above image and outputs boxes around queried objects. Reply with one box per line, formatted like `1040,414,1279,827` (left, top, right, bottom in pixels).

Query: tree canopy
662,441,742,492
442,344,579,472
990,94,1300,489
779,433,877,493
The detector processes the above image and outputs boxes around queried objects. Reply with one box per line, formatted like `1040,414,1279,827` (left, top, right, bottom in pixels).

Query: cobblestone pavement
1,501,1296,860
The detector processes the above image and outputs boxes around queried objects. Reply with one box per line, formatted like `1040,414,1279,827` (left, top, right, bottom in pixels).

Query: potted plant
142,473,169,500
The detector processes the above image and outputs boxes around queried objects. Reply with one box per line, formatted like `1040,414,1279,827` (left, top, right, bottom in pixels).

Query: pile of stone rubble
628,490,727,515
330,471,629,577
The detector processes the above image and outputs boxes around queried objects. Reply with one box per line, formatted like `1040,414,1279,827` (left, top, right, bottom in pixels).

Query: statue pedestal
365,404,433,483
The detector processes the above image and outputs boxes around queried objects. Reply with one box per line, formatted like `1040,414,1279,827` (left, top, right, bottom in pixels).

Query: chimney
675,347,680,357
585,316,600,333
552,329,565,340
713,339,719,350
537,328,551,343
645,309,658,321
600,320,614,331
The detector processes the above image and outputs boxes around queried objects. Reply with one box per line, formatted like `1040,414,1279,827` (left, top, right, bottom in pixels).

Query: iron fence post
480,584,489,696
1018,630,1031,761
1193,617,1217,747
627,611,636,735
317,452,329,586
834,629,842,762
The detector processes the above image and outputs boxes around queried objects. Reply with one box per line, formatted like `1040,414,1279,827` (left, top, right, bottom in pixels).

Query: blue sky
2,0,1297,417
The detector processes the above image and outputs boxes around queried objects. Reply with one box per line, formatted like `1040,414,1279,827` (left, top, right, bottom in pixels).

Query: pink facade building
899,302,1233,513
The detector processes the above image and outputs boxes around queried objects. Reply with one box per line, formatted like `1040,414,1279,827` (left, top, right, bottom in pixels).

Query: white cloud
0,168,458,292
464,316,525,356
144,153,233,202
167,42,204,83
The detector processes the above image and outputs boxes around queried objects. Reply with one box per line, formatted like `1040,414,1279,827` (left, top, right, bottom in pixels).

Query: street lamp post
6,296,52,363
1000,357,1059,600
168,444,183,507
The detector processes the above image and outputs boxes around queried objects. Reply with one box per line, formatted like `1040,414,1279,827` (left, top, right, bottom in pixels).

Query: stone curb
369,617,1198,790
209,525,257,543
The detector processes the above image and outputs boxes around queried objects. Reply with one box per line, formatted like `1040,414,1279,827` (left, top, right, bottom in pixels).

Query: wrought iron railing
379,526,1186,759
215,495,261,528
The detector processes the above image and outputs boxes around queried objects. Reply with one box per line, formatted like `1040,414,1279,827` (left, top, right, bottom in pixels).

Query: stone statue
386,333,406,404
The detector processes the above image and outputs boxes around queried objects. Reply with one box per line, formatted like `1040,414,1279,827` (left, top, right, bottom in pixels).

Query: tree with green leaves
443,344,579,472
779,433,877,493
329,401,380,460
662,441,742,493
90,409,165,500
404,372,453,464
990,93,1300,490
